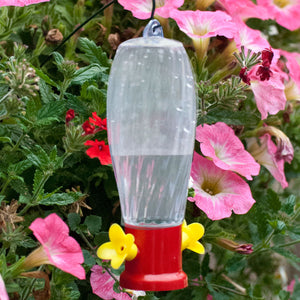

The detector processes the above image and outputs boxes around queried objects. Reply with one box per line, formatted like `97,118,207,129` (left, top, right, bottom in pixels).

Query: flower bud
216,238,253,254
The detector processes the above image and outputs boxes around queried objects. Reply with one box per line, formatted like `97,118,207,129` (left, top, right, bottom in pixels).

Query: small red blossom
82,120,96,135
256,65,273,81
84,139,112,165
261,48,274,67
89,112,107,131
256,48,274,81
65,109,75,125
239,67,251,85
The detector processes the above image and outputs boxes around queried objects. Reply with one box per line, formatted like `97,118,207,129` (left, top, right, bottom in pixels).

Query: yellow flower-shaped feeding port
181,220,205,254
97,224,138,269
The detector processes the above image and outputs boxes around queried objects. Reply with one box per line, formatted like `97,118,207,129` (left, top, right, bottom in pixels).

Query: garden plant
0,0,300,299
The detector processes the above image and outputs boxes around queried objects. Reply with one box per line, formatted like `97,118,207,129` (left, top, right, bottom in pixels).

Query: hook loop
143,19,164,38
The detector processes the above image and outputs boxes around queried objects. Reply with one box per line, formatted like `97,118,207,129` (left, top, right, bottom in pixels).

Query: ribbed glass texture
107,37,196,227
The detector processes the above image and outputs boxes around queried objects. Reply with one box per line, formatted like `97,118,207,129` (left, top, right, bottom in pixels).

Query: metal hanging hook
143,0,164,37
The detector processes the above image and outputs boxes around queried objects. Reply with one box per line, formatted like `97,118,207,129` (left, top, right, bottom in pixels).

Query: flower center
273,0,291,8
98,145,103,151
201,181,221,196
156,0,165,8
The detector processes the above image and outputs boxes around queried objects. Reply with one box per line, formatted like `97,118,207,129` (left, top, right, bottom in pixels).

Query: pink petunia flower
0,274,9,300
196,122,260,180
118,0,184,19
170,9,236,40
246,134,288,188
188,152,255,220
280,50,300,89
232,18,270,53
84,139,112,165
248,64,287,119
257,0,300,31
90,265,131,300
256,125,294,164
23,213,86,280
218,0,270,21
0,0,49,6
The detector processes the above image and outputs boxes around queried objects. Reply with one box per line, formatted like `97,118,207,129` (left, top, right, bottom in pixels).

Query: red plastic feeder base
120,224,188,291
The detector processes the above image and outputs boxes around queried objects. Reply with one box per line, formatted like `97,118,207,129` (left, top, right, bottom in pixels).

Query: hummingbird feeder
104,17,197,291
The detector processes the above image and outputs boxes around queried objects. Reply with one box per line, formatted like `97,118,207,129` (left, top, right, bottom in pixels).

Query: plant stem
210,283,250,297
21,266,43,300
0,178,11,195
12,132,25,152
277,239,300,248
0,89,13,103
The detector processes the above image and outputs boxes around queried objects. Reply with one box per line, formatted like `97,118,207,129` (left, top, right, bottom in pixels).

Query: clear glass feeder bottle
106,20,196,291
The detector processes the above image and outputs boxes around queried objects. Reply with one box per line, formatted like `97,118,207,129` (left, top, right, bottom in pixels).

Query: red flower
239,67,250,85
82,120,96,135
89,112,107,131
65,109,75,125
84,139,112,165
256,48,274,81
256,65,273,81
261,48,274,67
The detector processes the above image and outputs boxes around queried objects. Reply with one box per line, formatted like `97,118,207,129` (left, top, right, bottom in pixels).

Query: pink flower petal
249,65,287,119
232,19,270,53
280,50,300,89
118,0,184,19
170,9,236,39
196,122,260,180
0,274,9,300
257,0,300,31
247,135,288,188
189,152,255,220
0,0,49,6
29,213,86,280
90,265,131,300
218,0,270,21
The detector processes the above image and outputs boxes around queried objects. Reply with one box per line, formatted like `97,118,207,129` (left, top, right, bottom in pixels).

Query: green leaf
65,93,90,117
0,195,5,205
272,247,300,264
0,137,11,143
113,281,121,294
279,290,290,300
19,194,31,204
25,146,50,170
281,195,296,215
226,255,247,273
84,215,102,235
82,249,96,267
38,79,56,104
53,51,64,67
36,100,65,121
71,64,106,85
34,68,58,87
68,213,81,231
32,168,45,195
39,192,84,206
78,37,110,68
199,108,260,126
268,220,286,233
18,237,37,248
266,189,281,213
8,159,32,174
